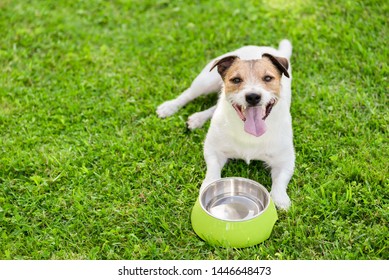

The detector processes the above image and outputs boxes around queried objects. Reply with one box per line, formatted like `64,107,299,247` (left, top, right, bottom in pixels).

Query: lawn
0,0,388,260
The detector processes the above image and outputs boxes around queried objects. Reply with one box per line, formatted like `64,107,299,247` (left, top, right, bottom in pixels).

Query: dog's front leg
187,105,216,130
156,65,221,118
268,158,294,210
200,149,227,193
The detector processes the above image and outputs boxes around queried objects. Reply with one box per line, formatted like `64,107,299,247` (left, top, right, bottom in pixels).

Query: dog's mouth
232,99,276,137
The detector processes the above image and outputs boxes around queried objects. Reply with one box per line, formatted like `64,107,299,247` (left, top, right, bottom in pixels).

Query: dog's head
210,53,290,137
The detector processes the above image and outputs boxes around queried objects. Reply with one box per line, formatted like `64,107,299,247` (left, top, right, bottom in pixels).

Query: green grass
0,0,388,260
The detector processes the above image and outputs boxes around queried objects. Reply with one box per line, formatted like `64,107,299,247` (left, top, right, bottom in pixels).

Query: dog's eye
263,75,274,82
231,77,242,84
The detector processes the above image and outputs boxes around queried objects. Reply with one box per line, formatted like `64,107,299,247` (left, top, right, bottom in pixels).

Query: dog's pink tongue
244,107,266,137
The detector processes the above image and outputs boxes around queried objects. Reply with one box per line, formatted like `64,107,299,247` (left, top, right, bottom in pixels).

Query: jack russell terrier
157,40,295,210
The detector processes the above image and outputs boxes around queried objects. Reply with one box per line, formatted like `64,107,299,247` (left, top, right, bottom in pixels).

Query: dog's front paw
187,112,206,130
200,178,219,194
156,100,180,118
200,180,210,193
270,190,291,210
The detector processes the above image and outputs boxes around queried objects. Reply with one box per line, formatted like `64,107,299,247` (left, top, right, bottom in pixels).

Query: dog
157,40,295,210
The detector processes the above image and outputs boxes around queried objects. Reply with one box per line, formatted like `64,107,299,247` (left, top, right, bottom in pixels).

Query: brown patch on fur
223,59,284,98
262,53,289,78
210,56,239,78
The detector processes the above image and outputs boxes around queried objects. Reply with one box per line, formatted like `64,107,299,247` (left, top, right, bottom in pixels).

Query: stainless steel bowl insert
200,178,270,221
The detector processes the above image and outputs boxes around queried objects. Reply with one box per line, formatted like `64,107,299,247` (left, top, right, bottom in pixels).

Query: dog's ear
262,53,290,78
210,55,239,78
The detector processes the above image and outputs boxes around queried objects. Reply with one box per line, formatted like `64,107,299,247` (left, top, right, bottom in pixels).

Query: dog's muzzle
232,99,277,137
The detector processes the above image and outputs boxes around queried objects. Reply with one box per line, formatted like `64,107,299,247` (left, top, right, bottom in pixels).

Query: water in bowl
206,193,265,221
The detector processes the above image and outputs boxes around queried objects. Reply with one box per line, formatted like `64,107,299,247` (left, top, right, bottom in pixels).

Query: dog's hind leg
156,62,222,118
187,105,216,130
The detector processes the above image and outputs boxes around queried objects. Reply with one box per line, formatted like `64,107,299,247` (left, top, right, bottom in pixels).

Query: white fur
157,40,295,210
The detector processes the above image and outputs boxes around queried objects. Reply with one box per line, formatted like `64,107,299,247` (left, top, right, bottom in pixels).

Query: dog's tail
278,39,292,60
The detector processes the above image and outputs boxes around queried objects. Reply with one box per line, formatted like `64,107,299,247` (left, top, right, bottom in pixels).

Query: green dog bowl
191,177,278,248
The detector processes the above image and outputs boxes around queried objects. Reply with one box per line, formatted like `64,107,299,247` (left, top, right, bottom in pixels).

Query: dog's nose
245,93,261,106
